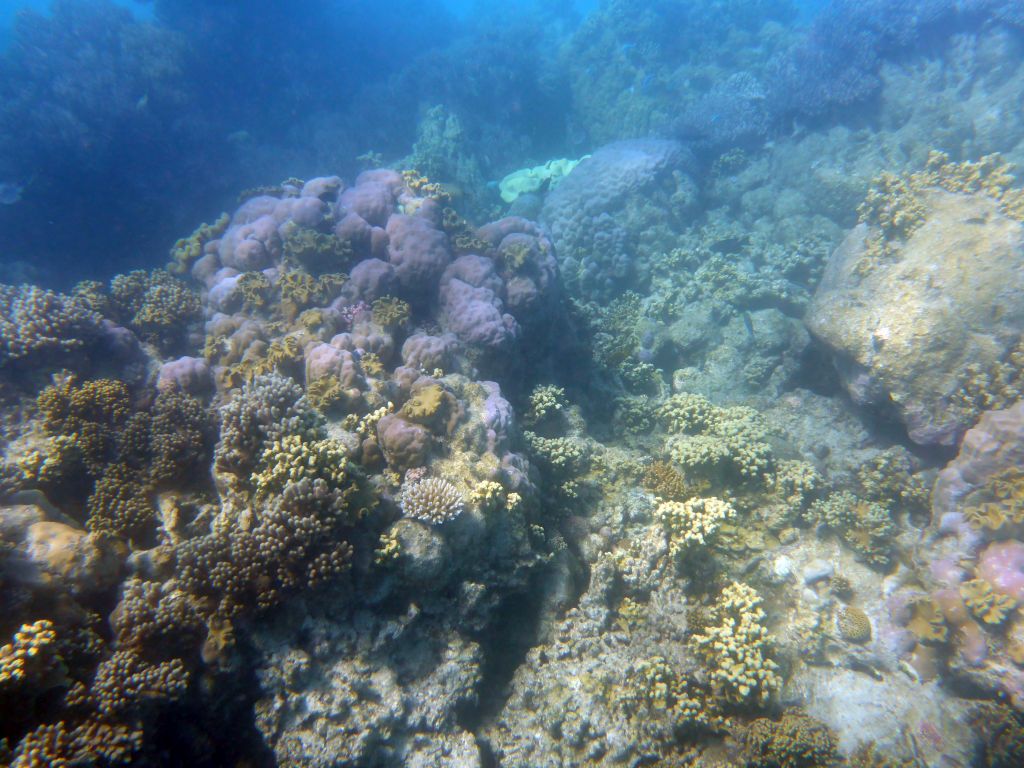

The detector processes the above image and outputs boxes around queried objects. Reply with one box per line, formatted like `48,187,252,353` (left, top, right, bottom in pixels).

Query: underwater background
2,0,1024,766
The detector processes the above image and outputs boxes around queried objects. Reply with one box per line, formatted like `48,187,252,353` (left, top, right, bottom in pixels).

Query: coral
657,496,736,556
0,620,65,693
215,373,323,478
836,606,872,644
283,228,353,276
110,578,204,653
85,463,155,541
806,492,896,568
236,271,273,308
0,285,102,369
961,578,1017,625
399,384,449,428
498,157,585,203
906,598,949,645
169,213,229,275
110,269,200,352
691,582,780,705
524,384,568,428
771,460,822,509
620,656,713,728
148,390,212,486
370,295,411,328
973,704,1024,768
658,393,718,434
252,434,355,515
642,460,695,502
400,477,464,525
90,650,189,717
743,709,840,768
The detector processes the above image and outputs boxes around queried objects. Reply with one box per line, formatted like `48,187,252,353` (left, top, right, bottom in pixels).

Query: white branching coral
401,477,464,525
691,582,779,705
658,496,736,555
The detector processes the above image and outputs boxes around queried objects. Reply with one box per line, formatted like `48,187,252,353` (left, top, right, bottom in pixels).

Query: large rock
806,189,1024,446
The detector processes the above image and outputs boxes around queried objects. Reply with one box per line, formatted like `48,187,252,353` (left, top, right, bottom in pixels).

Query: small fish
0,181,23,205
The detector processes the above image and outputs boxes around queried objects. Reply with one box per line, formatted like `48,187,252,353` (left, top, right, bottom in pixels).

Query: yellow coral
961,578,1017,625
371,295,411,328
691,582,780,705
658,496,735,555
837,606,872,644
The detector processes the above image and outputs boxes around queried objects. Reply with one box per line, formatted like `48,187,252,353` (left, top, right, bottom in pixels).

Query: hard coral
691,582,780,706
401,477,464,525
0,285,103,369
743,709,840,768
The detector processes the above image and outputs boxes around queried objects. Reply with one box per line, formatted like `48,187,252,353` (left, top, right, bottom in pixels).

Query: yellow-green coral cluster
168,213,229,274
961,578,1017,625
283,228,353,276
807,491,896,568
657,496,735,556
371,295,411,328
951,339,1024,427
662,395,776,484
963,468,1024,532
252,434,350,501
525,384,568,427
858,151,1024,269
691,582,780,705
109,269,201,351
0,620,64,690
743,709,840,768
620,656,714,728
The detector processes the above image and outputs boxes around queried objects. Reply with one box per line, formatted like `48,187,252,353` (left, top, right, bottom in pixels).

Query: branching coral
109,269,201,353
691,582,780,706
214,373,323,478
663,398,776,485
806,491,896,569
400,477,464,525
657,496,735,556
0,285,102,369
743,709,840,768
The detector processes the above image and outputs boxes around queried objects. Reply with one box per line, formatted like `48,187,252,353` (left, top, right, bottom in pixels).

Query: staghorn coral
0,285,103,369
743,709,840,768
691,582,780,706
642,460,694,501
400,477,464,525
657,497,736,556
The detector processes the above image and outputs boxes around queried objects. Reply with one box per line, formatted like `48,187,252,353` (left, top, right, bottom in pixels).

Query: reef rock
806,189,1024,446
